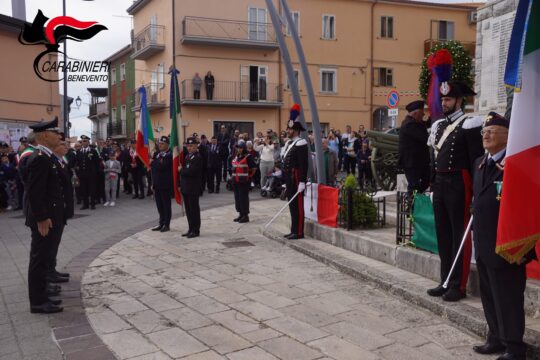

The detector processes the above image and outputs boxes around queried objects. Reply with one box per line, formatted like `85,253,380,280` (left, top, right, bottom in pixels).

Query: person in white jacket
254,135,275,189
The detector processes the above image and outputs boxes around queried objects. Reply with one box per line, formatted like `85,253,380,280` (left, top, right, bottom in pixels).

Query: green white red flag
169,67,184,205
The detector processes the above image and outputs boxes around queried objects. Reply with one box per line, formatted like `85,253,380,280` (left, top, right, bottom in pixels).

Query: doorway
241,65,268,102
213,121,255,140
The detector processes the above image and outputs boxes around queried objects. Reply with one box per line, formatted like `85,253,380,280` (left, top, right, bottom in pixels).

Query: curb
262,228,540,360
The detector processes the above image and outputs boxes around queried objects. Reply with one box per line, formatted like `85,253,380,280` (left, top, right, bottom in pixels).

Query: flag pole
443,216,473,289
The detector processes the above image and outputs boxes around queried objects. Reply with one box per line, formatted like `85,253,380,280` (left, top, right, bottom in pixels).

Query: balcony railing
132,83,167,112
181,80,282,108
182,16,278,50
131,24,165,60
424,39,476,56
107,120,127,138
89,102,107,118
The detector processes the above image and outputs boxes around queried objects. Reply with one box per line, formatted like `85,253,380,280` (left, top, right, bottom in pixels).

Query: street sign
387,90,400,109
388,108,399,117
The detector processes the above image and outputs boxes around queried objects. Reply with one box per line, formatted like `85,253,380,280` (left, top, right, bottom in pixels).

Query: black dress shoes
90,205,96,210
151,225,163,231
139,195,145,199
287,234,304,240
238,216,249,223
80,206,89,210
160,226,170,232
181,232,191,237
497,352,526,360
233,215,242,222
47,298,63,306
427,285,447,297
473,342,505,355
46,275,69,283
215,188,220,193
52,270,70,278
284,233,293,239
30,302,63,314
132,195,139,199
187,233,199,239
442,288,466,302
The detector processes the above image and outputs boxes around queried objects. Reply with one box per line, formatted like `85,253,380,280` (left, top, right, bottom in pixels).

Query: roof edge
104,44,133,63
375,0,482,11
126,0,151,15
0,13,30,34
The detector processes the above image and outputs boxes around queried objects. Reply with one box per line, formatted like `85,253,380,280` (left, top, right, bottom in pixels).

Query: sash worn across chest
434,114,468,157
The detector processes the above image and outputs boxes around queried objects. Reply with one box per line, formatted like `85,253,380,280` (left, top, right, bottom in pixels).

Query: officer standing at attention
76,135,100,210
231,141,257,223
178,137,202,238
25,117,64,313
471,113,535,360
398,100,430,194
151,136,173,233
282,104,308,240
427,81,484,302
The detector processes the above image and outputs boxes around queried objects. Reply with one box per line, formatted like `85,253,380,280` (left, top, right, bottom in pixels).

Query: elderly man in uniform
178,137,202,238
25,117,64,313
282,104,308,240
426,81,484,302
398,100,430,194
151,136,173,233
471,113,535,360
76,135,100,210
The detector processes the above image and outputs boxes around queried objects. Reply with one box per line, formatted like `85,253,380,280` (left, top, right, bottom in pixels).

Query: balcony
424,39,476,57
131,24,165,60
181,80,282,108
107,120,127,138
89,102,107,118
132,83,167,112
182,16,278,50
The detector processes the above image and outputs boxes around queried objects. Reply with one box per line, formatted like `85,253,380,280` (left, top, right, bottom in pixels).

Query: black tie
487,158,495,167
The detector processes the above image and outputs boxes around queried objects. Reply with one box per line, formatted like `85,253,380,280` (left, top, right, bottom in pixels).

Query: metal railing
132,24,165,57
337,185,386,230
181,80,282,103
89,102,107,117
424,39,476,56
132,83,166,110
182,16,278,45
107,120,127,137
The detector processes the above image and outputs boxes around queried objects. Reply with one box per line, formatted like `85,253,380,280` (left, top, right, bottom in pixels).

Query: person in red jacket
231,141,256,223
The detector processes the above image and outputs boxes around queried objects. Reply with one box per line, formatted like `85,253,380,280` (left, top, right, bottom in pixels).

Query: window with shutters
322,15,335,39
380,16,394,38
111,67,116,85
320,68,337,93
374,67,394,87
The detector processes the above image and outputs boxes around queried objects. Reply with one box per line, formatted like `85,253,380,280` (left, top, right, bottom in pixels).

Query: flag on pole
304,183,339,228
136,85,155,169
169,67,184,205
496,0,540,263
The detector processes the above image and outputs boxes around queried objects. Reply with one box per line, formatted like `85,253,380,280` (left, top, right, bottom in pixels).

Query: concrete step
262,228,540,360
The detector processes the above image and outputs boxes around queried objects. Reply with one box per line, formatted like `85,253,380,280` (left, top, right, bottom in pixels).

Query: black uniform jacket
472,154,537,268
179,151,203,194
207,144,221,169
398,116,430,169
217,133,230,157
25,148,65,227
151,150,173,190
198,143,208,170
282,138,308,183
75,147,100,177
55,156,74,221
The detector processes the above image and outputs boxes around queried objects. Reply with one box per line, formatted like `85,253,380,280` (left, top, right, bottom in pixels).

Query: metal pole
443,216,473,289
280,0,325,185
63,0,69,137
172,0,176,69
264,0,312,175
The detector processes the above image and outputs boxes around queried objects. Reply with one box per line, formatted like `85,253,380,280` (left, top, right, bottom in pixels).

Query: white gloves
297,182,306,193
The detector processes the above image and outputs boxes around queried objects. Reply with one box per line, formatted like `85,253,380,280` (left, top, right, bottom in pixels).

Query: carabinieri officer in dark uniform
471,113,535,360
178,137,202,238
25,117,64,313
151,136,173,233
282,104,308,240
76,135,100,210
427,81,484,302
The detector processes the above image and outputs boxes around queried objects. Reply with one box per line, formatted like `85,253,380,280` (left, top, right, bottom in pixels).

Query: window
287,70,300,90
120,63,126,81
120,105,126,121
320,68,337,93
248,7,267,41
374,67,393,87
158,63,164,89
286,11,300,36
322,15,335,39
111,107,117,121
380,16,394,38
437,20,454,40
111,67,116,85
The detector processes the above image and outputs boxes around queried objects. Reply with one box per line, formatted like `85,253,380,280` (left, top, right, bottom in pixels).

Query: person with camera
254,134,275,190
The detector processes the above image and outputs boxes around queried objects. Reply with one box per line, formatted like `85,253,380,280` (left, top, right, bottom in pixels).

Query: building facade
105,45,136,140
88,88,109,142
0,14,61,148
127,0,477,139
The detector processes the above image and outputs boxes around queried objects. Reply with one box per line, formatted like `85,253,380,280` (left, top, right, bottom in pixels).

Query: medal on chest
495,181,502,201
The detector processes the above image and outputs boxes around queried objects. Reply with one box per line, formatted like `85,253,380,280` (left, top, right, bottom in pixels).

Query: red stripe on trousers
460,169,473,292
294,169,304,235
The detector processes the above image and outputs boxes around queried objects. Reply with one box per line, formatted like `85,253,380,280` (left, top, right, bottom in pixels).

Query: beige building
127,0,478,139
0,14,60,147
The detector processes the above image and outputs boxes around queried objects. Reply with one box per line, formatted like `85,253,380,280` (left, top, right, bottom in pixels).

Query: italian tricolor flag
136,86,155,168
304,183,339,228
169,67,184,205
496,0,540,263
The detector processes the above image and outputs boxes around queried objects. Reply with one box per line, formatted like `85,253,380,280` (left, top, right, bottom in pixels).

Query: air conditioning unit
468,11,478,24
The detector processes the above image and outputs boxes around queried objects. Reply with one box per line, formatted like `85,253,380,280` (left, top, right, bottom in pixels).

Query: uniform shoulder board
462,115,483,129
296,138,308,146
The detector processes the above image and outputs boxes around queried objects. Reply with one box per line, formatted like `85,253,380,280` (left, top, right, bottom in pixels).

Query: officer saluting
178,137,202,238
76,135,100,210
151,136,173,233
282,104,308,240
471,113,535,360
25,117,64,313
427,81,484,302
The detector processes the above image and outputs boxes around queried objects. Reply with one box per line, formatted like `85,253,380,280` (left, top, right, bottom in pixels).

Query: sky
0,0,485,137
